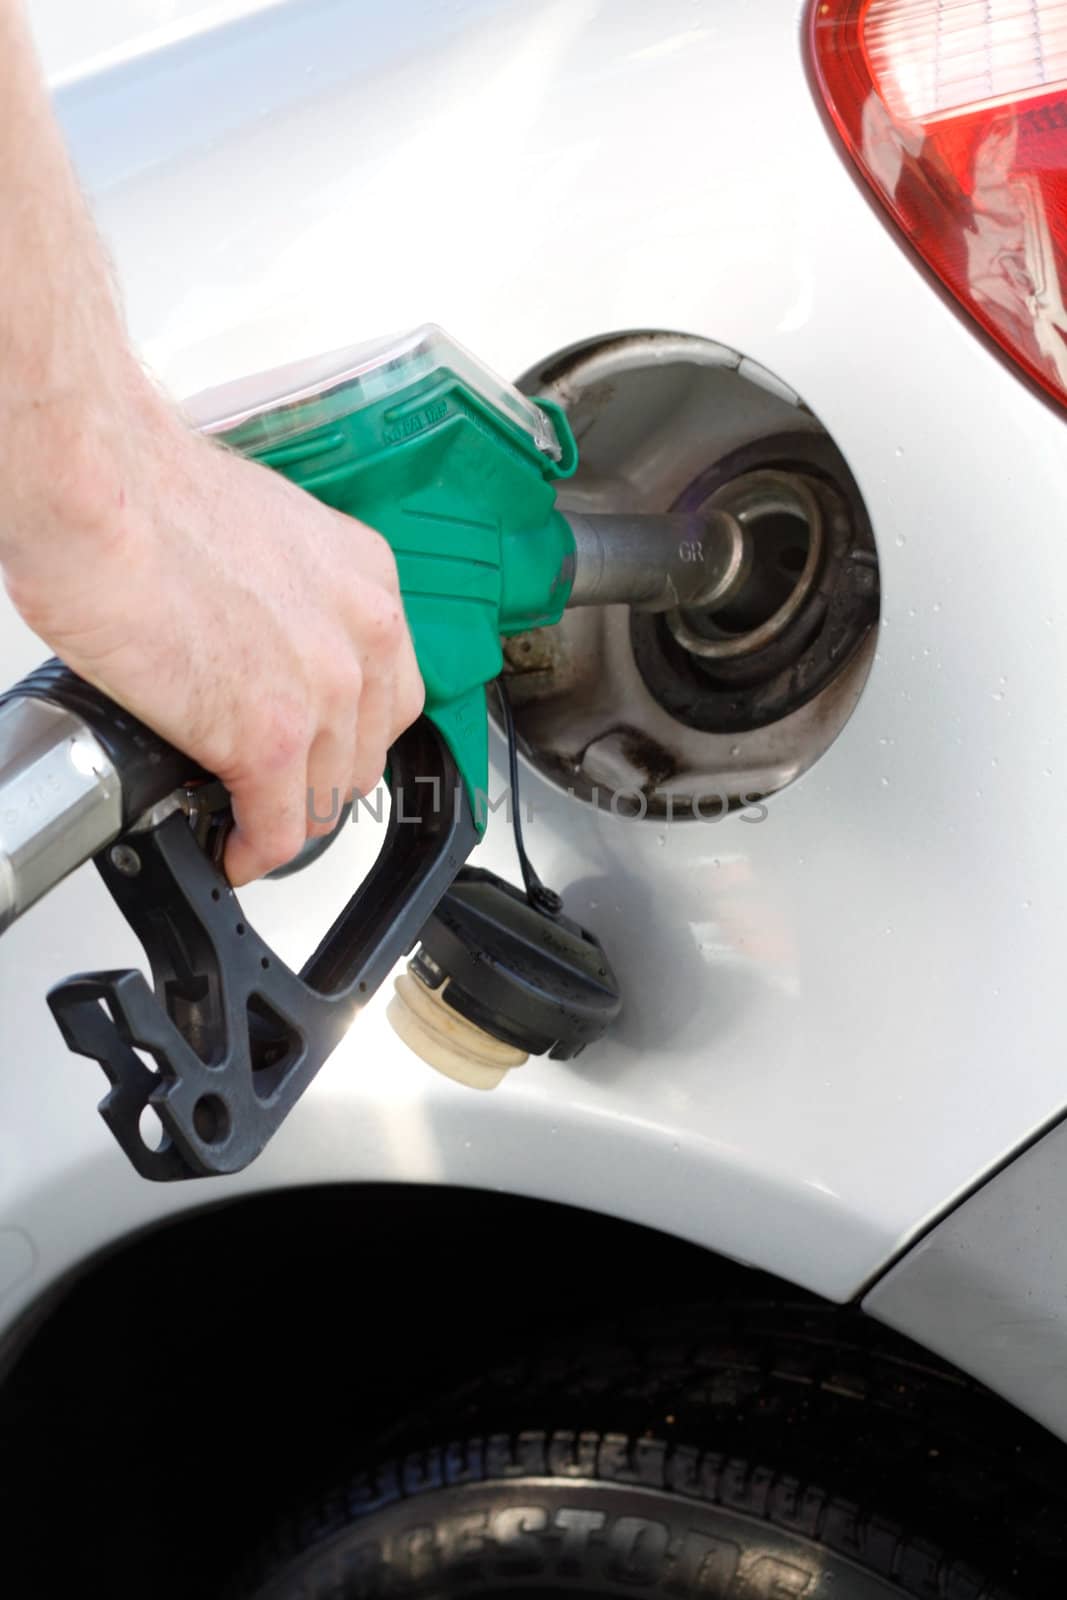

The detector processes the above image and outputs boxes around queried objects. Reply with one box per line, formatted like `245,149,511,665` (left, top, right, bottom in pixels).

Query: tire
237,1302,1067,1599
241,1430,1015,1600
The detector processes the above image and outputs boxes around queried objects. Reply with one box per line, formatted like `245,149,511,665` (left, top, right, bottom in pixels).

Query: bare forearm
0,0,164,584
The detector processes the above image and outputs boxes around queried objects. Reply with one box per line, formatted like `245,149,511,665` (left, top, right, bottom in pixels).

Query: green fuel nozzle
0,326,745,1181
194,325,747,823
196,325,580,822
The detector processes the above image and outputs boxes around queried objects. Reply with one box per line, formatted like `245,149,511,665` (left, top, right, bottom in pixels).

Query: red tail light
809,0,1067,412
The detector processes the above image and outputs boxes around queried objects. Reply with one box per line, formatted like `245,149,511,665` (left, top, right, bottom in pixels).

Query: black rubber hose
0,657,201,824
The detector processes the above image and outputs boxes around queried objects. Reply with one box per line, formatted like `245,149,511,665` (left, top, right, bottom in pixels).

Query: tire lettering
441,1510,488,1577
491,1504,549,1574
667,1529,741,1593
554,1507,607,1572
606,1515,670,1583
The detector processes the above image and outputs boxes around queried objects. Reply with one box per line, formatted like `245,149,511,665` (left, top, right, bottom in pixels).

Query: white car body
3,0,1067,1446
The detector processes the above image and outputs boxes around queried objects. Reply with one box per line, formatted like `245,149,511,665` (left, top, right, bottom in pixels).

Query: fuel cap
388,867,622,1085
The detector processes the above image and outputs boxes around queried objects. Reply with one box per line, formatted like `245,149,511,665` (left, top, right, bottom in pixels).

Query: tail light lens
809,0,1067,411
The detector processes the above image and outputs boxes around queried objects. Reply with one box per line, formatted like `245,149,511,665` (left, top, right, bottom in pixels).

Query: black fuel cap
410,867,622,1060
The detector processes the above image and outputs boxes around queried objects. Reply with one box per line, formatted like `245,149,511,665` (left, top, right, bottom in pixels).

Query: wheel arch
3,1179,1066,1596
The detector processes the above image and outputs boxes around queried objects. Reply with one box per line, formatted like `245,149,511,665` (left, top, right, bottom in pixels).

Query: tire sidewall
251,1470,908,1600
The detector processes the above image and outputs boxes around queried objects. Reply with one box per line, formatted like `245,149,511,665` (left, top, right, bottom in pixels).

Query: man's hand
0,0,424,885
5,387,424,886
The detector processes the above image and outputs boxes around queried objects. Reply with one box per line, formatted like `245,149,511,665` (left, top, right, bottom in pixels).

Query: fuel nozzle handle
0,659,194,934
0,654,481,1180
563,508,750,614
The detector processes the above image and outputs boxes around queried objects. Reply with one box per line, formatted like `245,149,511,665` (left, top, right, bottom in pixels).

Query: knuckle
362,583,407,644
257,701,310,774
368,528,400,589
321,657,361,719
384,599,407,639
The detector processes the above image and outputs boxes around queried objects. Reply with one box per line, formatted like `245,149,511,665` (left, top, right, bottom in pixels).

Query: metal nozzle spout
563,508,750,614
0,697,122,934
